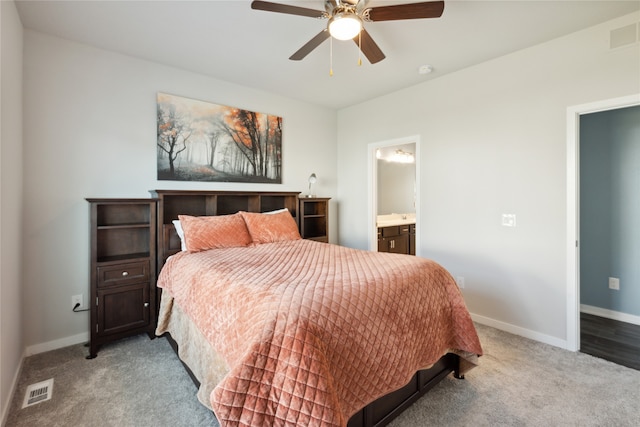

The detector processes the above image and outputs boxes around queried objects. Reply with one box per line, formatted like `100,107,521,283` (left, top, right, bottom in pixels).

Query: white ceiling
15,0,640,109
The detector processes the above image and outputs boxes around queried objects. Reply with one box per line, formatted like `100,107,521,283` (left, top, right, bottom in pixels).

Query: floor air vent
22,379,54,408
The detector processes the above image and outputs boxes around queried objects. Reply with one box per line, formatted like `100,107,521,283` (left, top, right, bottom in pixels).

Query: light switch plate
608,277,620,290
501,214,516,227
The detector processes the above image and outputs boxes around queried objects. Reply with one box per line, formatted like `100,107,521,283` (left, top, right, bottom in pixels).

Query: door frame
566,93,640,351
368,135,421,254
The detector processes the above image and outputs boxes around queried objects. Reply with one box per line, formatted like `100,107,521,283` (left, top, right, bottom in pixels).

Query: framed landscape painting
157,93,282,183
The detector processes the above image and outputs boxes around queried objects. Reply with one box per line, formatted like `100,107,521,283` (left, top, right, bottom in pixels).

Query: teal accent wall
580,105,640,315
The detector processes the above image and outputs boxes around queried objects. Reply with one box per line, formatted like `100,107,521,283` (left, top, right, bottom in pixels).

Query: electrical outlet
71,294,83,310
456,276,465,289
608,277,620,290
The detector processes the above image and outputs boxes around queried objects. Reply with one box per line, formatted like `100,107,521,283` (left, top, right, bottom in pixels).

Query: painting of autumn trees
157,93,282,183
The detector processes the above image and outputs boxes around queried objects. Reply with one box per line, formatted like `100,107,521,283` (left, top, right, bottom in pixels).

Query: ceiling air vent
22,379,54,408
609,23,639,49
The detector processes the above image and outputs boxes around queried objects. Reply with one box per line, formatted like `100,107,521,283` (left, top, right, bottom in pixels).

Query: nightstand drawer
97,261,149,287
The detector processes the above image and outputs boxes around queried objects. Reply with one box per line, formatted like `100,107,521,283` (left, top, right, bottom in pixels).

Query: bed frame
150,189,462,427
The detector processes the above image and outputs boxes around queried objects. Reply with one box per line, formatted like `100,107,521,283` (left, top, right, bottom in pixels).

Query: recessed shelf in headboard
149,190,301,269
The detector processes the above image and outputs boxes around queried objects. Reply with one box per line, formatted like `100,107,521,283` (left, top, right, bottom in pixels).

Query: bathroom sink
376,214,416,228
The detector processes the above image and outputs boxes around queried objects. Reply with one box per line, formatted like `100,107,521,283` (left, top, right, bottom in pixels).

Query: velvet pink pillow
240,210,301,244
178,213,252,252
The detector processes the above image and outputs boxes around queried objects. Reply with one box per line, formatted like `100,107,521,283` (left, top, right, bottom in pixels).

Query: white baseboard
580,304,640,326
471,313,570,350
25,332,89,357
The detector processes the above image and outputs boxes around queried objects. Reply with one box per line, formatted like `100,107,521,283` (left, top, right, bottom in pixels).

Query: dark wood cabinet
86,198,157,358
299,197,330,242
409,224,416,256
378,225,412,255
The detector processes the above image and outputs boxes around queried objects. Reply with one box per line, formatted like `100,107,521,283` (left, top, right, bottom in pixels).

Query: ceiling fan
251,0,445,64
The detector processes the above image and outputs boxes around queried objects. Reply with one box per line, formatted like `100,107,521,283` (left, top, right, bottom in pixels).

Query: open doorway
368,135,421,254
578,104,640,369
566,94,640,353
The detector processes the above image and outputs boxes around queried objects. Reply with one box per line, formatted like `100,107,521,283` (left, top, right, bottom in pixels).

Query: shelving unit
86,198,157,359
299,197,330,242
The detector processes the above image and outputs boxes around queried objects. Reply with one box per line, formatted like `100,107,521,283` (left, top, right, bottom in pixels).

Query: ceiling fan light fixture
328,12,362,40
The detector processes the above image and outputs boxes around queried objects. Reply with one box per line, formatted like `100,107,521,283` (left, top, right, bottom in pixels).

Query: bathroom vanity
377,214,416,255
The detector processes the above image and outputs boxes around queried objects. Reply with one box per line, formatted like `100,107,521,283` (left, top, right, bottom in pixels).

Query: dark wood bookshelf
86,198,157,359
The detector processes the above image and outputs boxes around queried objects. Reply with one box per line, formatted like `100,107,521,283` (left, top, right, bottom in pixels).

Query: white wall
1,0,24,422
22,30,338,352
337,12,640,347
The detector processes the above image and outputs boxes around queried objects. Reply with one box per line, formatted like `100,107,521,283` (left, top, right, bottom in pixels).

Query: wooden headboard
149,190,300,271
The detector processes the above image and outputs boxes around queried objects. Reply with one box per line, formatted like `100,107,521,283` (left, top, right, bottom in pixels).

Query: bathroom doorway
368,135,420,254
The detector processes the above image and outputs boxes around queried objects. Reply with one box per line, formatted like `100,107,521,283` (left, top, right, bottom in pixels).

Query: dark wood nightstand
86,198,157,359
299,197,330,242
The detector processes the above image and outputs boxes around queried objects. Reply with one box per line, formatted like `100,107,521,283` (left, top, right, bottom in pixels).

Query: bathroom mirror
377,144,416,215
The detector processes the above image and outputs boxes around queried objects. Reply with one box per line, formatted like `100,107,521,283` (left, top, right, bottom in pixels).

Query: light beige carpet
389,324,640,426
6,324,640,426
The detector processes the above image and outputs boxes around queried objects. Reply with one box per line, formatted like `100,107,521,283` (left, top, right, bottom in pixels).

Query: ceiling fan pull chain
330,36,334,76
358,31,362,66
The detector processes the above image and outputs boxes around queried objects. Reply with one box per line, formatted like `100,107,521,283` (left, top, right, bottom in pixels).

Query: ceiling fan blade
354,29,385,64
290,30,331,61
366,1,444,21
251,1,325,19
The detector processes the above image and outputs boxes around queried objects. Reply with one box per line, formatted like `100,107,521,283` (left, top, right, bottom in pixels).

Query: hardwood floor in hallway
580,312,640,371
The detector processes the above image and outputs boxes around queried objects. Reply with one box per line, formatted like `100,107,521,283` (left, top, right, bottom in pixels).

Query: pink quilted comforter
157,239,482,426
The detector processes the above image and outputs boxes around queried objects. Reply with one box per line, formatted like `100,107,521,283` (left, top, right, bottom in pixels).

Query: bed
150,190,482,427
